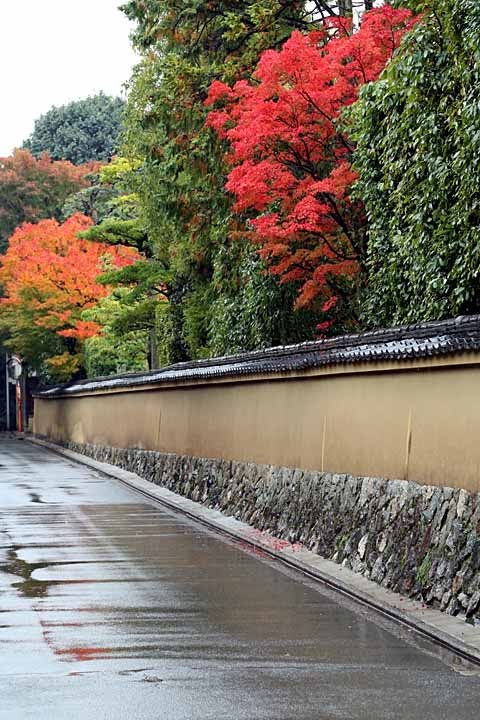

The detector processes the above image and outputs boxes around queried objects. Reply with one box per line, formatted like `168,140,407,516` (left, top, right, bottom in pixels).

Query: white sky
0,1,138,156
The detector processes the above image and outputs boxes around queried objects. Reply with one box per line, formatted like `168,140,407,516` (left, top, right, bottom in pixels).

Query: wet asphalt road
1,438,480,719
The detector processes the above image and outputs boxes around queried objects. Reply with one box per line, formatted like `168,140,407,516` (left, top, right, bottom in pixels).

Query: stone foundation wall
62,440,480,624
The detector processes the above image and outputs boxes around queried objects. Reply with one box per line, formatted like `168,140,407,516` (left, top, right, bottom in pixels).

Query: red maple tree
206,5,415,329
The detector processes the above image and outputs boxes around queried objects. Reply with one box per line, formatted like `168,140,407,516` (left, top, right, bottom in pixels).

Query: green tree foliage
120,1,326,362
209,239,318,356
352,0,480,326
24,94,125,165
79,157,169,369
62,158,142,227
122,2,335,64
78,158,148,245
82,294,149,377
62,173,118,224
0,149,91,251
98,261,169,333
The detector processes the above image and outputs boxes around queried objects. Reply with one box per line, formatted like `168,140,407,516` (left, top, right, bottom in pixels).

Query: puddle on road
0,547,51,598
118,668,155,676
140,674,164,683
118,668,164,683
29,492,44,504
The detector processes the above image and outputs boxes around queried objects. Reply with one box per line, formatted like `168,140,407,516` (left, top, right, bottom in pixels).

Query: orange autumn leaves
0,214,139,377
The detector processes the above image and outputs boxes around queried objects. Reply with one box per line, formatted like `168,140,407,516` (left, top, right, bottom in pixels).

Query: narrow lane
0,437,479,719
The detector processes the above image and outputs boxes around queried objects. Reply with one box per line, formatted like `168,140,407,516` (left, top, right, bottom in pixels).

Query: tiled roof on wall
37,314,480,397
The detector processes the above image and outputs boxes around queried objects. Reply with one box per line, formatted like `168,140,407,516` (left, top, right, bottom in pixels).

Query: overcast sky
0,1,138,156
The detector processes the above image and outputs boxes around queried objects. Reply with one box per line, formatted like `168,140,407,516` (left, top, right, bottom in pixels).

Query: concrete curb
29,436,480,667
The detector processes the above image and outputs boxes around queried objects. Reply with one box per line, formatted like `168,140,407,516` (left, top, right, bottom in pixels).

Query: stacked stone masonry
59,441,480,624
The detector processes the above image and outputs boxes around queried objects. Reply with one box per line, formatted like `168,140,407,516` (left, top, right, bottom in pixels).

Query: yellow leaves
45,353,82,382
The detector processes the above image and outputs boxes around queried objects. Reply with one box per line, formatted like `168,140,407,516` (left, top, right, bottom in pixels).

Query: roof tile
37,314,480,397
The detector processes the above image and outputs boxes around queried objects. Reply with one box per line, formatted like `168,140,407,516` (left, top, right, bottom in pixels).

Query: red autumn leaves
206,5,415,324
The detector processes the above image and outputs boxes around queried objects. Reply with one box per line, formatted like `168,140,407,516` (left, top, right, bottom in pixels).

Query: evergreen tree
24,94,124,165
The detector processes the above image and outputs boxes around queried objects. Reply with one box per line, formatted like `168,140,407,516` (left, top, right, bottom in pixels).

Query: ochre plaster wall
34,362,480,492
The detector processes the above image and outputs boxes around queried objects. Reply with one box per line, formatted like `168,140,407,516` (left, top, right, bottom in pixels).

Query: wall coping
35,314,480,398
